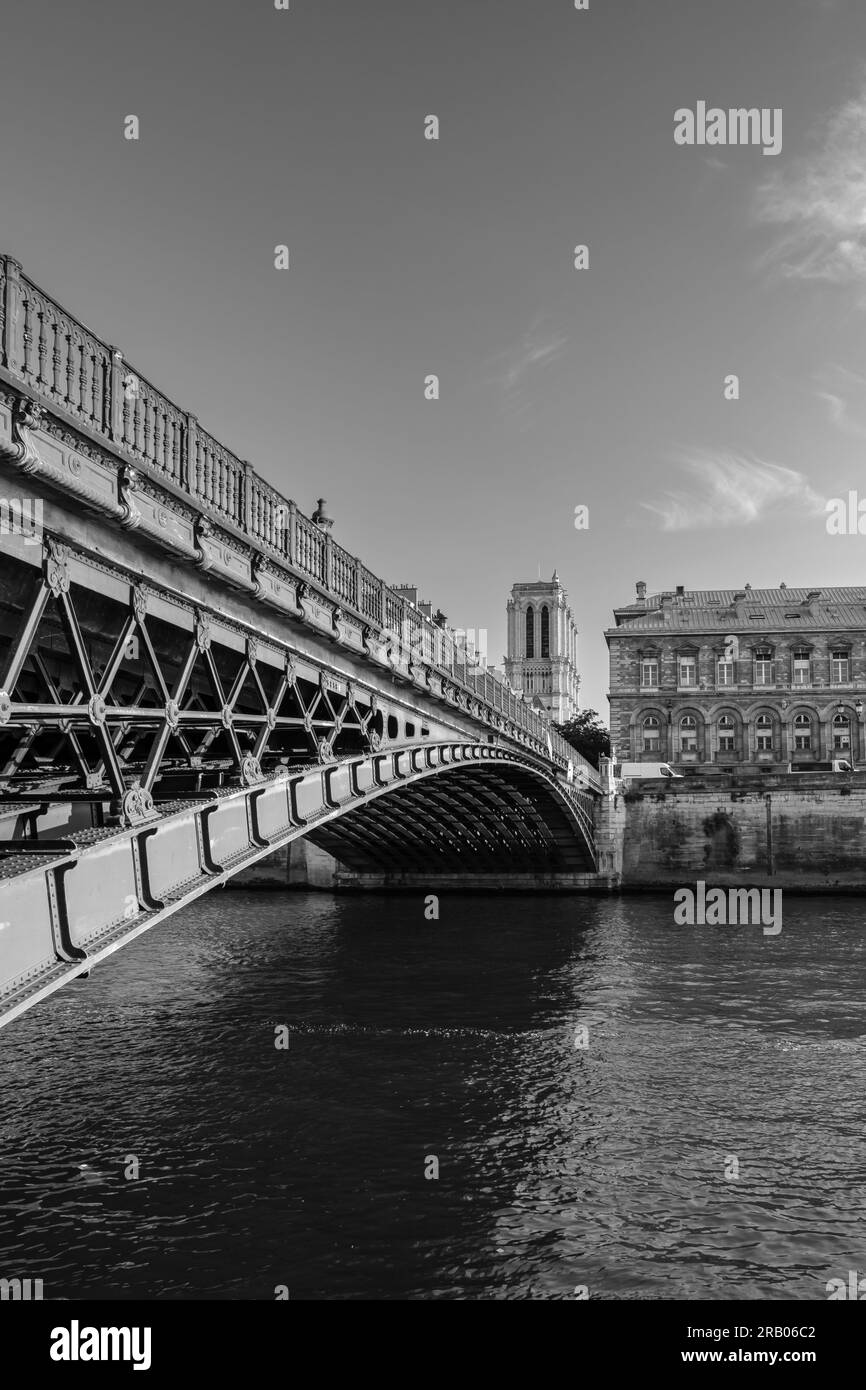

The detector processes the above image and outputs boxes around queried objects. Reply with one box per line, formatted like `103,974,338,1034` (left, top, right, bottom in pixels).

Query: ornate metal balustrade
0,254,595,787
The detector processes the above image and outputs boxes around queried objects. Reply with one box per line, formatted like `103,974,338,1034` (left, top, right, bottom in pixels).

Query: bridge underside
307,765,592,874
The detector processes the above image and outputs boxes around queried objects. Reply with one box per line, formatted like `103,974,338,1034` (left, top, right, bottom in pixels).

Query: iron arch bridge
0,742,597,1030
0,253,603,1030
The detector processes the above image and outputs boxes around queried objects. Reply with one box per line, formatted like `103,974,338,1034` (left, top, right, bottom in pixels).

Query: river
1,890,864,1300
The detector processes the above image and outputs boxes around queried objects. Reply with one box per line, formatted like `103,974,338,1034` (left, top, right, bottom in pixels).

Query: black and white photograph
0,0,864,1358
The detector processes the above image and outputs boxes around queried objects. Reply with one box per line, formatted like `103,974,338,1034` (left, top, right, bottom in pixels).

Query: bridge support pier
593,789,625,883
231,837,343,889
288,839,340,888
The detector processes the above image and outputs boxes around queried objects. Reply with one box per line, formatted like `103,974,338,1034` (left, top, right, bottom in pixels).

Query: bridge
0,254,610,1030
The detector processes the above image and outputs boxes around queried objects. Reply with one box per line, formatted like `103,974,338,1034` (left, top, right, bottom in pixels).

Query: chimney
636,580,647,603
676,585,685,598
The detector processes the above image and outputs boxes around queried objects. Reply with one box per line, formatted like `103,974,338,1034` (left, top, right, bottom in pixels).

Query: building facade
505,573,580,723
607,583,866,768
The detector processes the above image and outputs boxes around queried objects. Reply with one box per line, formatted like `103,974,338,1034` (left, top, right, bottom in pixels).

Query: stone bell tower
504,571,580,722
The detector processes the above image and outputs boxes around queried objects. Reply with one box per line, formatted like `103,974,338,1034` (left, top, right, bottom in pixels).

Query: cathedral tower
504,571,580,723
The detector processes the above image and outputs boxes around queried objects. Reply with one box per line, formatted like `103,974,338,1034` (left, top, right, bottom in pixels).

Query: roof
608,587,866,634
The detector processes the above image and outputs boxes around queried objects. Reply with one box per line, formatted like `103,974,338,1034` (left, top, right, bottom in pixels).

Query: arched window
642,715,660,752
680,714,697,751
793,712,812,750
541,605,550,658
525,606,534,658
833,712,851,750
718,714,735,752
755,713,773,751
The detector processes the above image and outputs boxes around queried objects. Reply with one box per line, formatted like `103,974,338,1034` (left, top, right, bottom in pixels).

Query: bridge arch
306,754,597,876
0,741,598,1030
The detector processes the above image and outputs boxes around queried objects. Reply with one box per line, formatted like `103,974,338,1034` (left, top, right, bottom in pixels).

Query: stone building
606,582,866,768
504,572,580,723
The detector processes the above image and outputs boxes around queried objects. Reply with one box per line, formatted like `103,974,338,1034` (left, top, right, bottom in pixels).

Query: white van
616,761,684,780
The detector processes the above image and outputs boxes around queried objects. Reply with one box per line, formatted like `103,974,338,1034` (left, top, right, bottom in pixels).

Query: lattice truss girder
0,541,385,821
307,765,597,873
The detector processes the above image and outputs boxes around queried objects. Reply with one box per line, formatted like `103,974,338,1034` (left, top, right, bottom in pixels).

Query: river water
1,890,864,1300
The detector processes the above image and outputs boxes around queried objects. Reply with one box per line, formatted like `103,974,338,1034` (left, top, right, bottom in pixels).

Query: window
680,714,697,752
640,658,659,688
718,714,735,752
831,649,850,683
792,649,811,687
540,605,550,658
525,606,534,659
833,713,851,750
678,656,697,687
755,714,773,751
716,657,735,686
794,713,811,750
642,715,660,752
753,649,774,685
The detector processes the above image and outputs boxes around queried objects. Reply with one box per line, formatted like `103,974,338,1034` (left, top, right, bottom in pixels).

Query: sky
2,0,866,713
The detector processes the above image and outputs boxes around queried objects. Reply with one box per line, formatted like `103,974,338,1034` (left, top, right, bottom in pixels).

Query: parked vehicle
616,762,684,780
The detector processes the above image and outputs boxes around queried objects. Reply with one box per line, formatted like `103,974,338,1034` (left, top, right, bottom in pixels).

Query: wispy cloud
754,76,866,295
641,449,825,531
486,316,568,428
814,364,866,437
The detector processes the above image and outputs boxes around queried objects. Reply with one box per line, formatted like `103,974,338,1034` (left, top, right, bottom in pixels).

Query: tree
555,710,611,770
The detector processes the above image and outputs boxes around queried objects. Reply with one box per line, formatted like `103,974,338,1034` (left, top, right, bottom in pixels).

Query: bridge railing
0,254,598,786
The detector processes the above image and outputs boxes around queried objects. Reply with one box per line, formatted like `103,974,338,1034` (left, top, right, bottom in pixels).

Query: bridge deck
0,252,597,788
